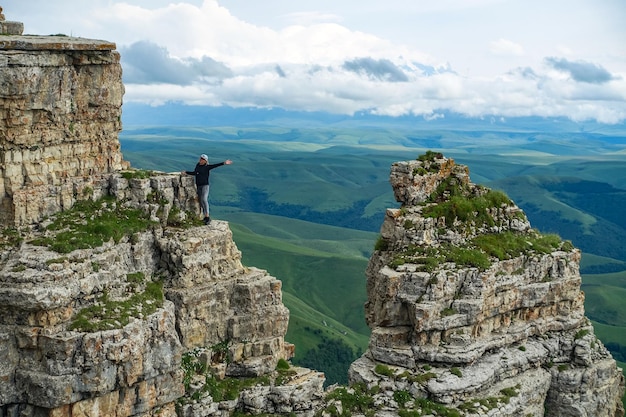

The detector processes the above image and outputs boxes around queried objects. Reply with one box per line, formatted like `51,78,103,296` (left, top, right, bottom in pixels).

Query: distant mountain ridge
122,102,626,138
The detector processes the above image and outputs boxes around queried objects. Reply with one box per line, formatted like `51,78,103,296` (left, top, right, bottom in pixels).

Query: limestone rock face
0,35,127,227
3,21,623,417
349,155,625,416
0,173,318,416
0,28,324,417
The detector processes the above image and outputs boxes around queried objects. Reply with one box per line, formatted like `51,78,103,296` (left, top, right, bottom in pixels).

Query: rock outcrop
0,16,324,417
0,31,127,227
0,171,324,416
347,152,625,416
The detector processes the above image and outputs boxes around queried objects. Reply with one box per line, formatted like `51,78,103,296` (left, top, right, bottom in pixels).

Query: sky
5,0,626,124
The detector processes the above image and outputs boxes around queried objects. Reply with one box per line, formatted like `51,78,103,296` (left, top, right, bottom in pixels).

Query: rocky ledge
0,27,327,417
0,171,324,417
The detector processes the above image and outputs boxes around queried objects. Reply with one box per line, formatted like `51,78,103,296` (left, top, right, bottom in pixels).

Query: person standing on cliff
181,154,232,224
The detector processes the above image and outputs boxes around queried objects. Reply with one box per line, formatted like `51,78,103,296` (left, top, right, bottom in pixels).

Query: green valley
120,122,626,385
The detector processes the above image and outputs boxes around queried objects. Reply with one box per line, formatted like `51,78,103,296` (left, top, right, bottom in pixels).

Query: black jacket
185,162,225,186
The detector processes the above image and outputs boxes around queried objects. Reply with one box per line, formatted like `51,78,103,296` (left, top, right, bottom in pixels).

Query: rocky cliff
0,17,324,417
0,23,127,228
345,152,625,416
0,171,325,416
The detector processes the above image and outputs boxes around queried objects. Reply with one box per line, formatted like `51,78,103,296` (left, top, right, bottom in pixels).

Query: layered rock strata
0,33,127,227
349,154,625,416
3,15,624,417
0,26,324,417
0,173,319,416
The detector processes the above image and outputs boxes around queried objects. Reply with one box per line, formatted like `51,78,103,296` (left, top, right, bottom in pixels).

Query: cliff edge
0,16,324,417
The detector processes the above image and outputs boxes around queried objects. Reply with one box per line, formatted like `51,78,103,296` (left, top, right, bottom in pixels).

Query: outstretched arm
207,160,233,170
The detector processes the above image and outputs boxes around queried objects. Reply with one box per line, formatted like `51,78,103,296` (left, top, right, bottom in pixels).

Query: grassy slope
581,253,626,273
583,269,626,405
225,218,373,339
583,270,626,332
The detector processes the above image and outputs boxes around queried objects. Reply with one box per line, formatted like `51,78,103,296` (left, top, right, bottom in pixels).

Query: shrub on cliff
423,186,514,228
391,230,570,272
0,227,23,249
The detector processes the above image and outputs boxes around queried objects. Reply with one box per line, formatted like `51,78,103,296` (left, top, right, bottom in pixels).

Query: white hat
200,154,208,161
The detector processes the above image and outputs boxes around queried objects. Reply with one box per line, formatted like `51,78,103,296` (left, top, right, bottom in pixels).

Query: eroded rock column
350,154,625,417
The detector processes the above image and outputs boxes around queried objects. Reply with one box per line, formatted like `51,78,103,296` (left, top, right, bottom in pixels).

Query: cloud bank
7,0,626,124
120,41,625,123
116,1,626,124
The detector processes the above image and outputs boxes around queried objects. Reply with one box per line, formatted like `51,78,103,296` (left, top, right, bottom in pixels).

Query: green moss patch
121,169,156,180
30,196,156,253
391,242,489,271
0,228,23,249
398,398,462,417
391,230,568,272
322,383,377,417
473,230,564,260
69,280,163,332
166,205,204,228
459,385,520,413
417,151,444,164
179,348,270,405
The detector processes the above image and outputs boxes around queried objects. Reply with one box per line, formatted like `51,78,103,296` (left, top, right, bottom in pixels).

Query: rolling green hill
224,215,373,337
583,270,626,328
120,124,626,386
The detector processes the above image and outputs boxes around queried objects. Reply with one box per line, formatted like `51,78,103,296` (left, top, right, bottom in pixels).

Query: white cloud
282,11,343,26
3,0,626,123
124,83,221,106
490,39,524,56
